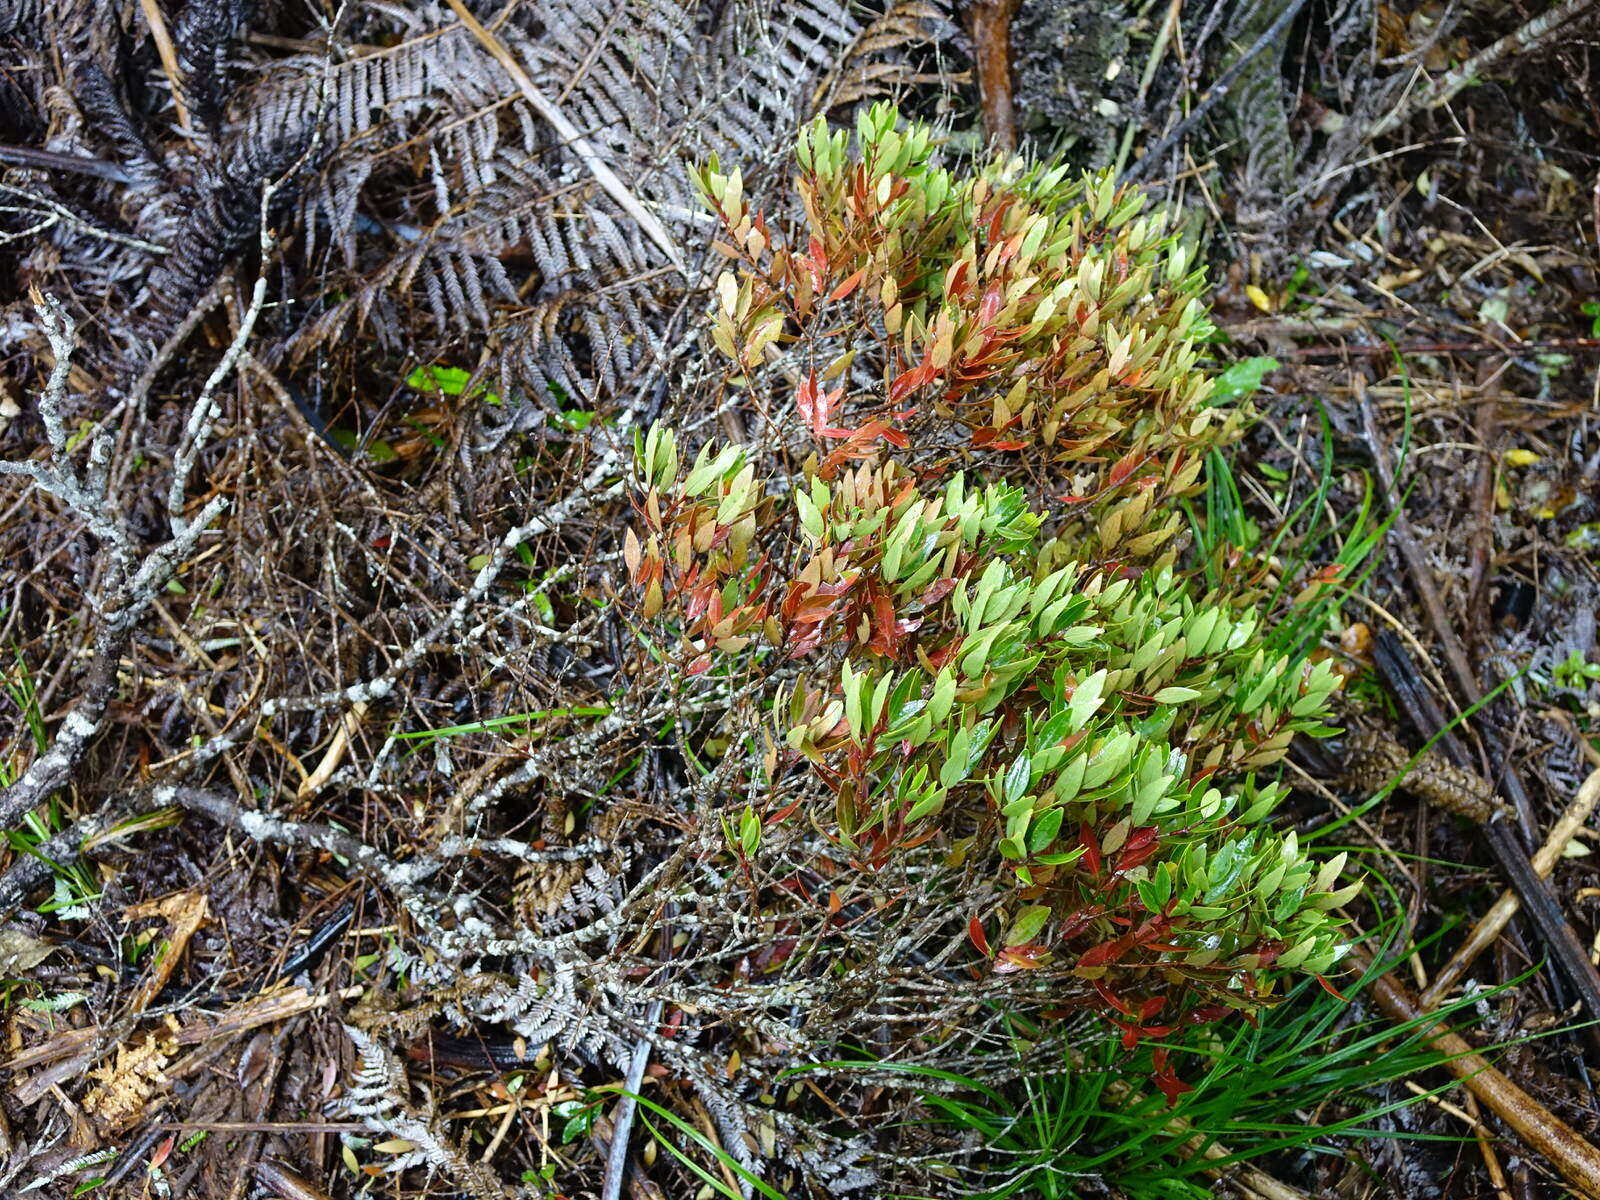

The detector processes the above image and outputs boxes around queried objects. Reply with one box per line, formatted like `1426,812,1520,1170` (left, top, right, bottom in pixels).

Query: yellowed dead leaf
123,889,209,1014
0,927,57,973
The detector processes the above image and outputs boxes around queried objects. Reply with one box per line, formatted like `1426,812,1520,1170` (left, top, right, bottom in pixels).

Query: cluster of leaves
626,107,1352,1069
692,102,1246,569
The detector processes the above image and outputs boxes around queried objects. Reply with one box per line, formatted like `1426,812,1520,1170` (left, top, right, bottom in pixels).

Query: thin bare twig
1120,0,1313,184
0,296,228,832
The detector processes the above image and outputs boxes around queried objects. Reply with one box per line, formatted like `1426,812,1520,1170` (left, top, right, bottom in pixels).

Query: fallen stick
601,998,666,1200
1120,0,1313,184
1423,766,1600,1009
1350,949,1600,1200
1366,626,1600,1059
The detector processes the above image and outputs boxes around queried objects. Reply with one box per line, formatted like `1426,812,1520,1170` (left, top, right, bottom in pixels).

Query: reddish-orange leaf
978,282,1004,326
1079,821,1102,876
148,1134,177,1172
767,799,802,825
1093,978,1132,1016
1106,450,1145,490
827,268,864,303
968,915,990,957
1316,974,1350,1002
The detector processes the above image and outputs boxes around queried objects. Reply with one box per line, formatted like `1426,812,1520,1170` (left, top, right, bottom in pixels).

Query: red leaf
827,269,864,303
796,371,820,430
797,372,849,440
868,591,900,656
1316,974,1350,1002
767,799,802,825
1078,936,1128,969
808,235,828,275
1114,826,1161,875
1079,821,1102,876
1154,1067,1194,1107
995,944,1049,973
943,258,971,298
888,367,921,408
978,283,1004,326
1093,979,1132,1016
148,1134,177,1172
968,915,991,957
1106,450,1145,490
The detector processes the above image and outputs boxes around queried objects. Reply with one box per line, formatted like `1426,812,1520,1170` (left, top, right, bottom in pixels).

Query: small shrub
627,105,1352,1079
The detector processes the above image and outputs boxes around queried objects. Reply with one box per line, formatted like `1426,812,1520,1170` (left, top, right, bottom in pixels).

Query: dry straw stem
136,0,190,129
1422,766,1600,1008
441,0,686,273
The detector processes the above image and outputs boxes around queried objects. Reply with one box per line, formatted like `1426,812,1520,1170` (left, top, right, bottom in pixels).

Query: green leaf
941,726,972,788
407,364,473,395
328,429,399,462
842,660,864,740
1028,806,1064,854
1152,686,1202,705
1210,356,1279,402
1006,904,1051,946
1003,753,1032,804
906,786,946,823
1068,669,1108,732
1034,845,1087,867
1583,300,1600,337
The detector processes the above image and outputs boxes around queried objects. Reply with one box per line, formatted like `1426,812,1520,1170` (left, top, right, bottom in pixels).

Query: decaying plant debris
2,0,1600,1197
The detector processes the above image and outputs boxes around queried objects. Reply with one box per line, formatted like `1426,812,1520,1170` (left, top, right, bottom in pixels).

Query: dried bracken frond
83,1024,177,1133
333,1026,513,1199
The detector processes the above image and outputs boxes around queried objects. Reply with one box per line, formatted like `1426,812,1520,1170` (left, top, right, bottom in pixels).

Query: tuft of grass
4,648,48,760
622,1091,790,1200
788,914,1501,1199
4,802,103,918
1186,401,1393,656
